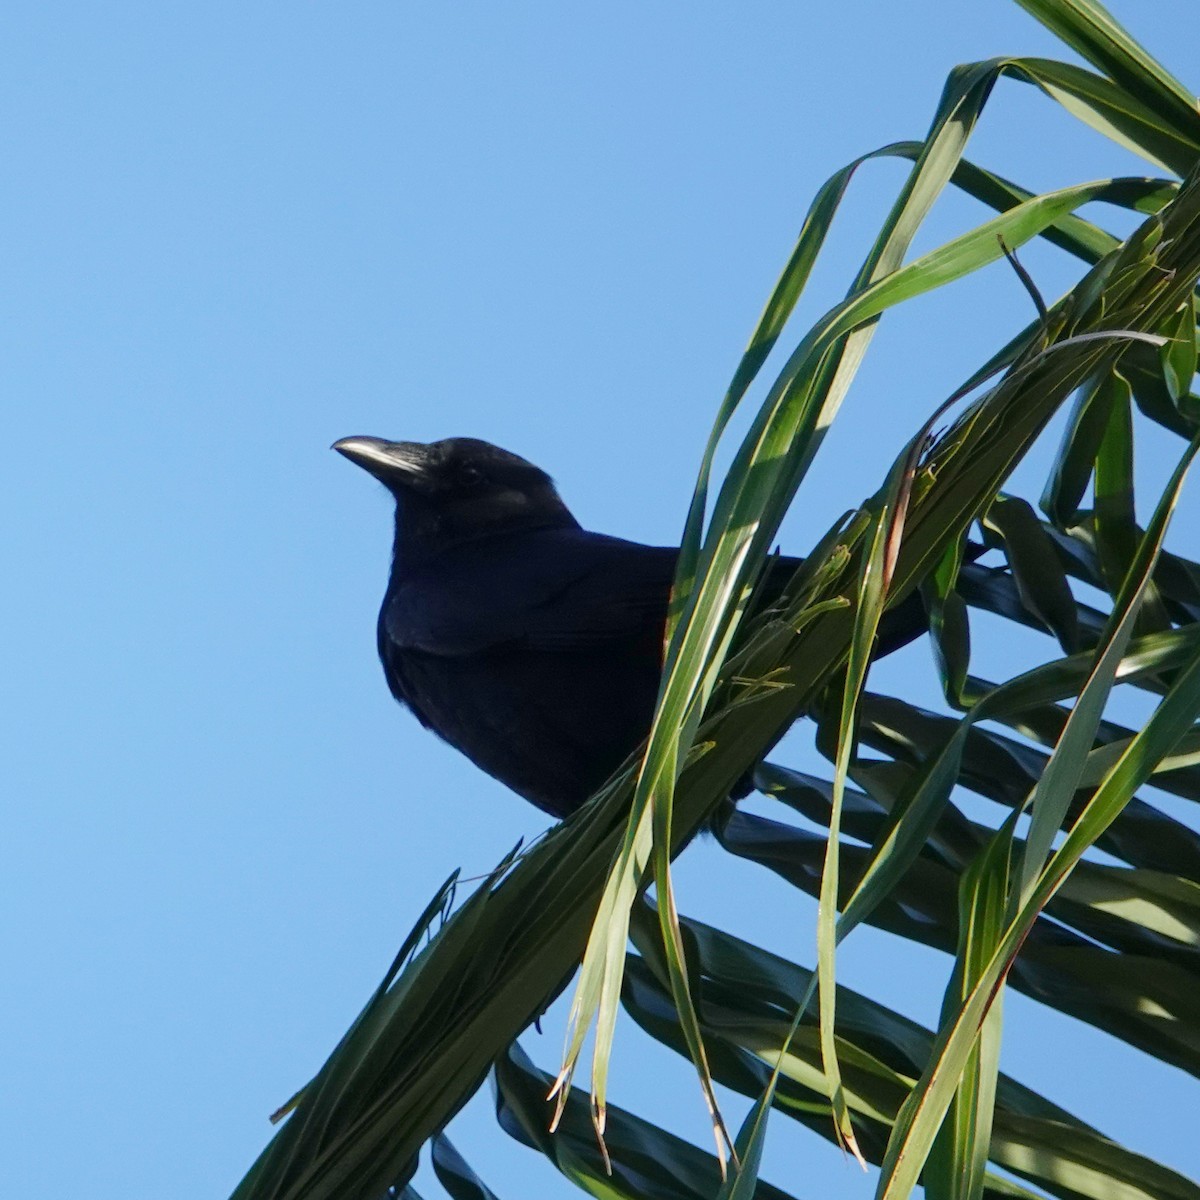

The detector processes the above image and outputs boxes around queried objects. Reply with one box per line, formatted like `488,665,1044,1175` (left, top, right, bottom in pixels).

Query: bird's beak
332,437,432,490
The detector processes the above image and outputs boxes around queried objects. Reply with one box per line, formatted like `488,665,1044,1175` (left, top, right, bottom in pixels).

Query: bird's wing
384,531,680,657
385,533,929,659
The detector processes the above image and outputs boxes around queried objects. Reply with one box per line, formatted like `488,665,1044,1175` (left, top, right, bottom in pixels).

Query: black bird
334,435,923,820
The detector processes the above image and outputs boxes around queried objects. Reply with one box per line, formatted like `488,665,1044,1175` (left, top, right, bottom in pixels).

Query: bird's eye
456,463,484,487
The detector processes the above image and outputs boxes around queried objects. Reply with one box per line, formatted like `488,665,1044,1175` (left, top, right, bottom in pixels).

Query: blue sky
4,3,1199,1198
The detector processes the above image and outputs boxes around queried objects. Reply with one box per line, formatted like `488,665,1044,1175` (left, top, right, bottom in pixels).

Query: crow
334,435,924,820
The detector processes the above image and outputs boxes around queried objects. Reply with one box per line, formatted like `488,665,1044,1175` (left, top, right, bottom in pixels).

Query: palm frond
231,2,1200,1197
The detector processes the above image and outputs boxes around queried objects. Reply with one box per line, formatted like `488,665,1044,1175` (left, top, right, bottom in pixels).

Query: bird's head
333,435,580,556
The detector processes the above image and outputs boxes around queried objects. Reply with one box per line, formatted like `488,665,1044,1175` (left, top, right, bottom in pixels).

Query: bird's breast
381,635,662,820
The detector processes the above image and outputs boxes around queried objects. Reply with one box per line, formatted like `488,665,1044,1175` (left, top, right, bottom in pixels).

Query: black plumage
334,435,923,819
